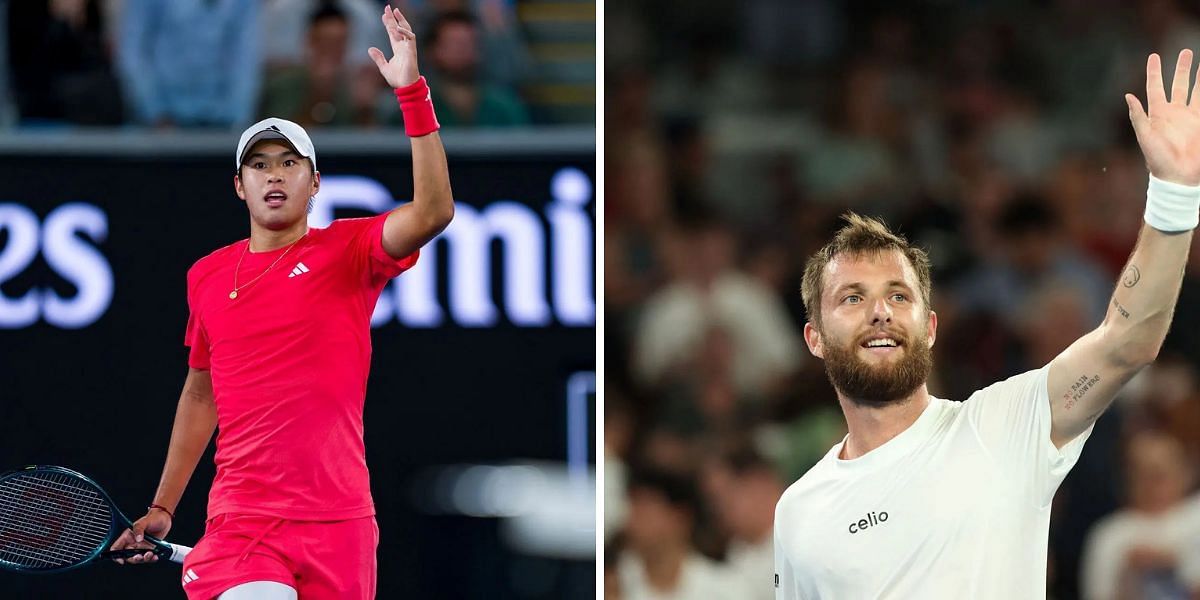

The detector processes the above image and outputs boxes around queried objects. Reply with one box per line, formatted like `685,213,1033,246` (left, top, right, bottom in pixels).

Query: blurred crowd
2,0,593,129
604,1,1200,599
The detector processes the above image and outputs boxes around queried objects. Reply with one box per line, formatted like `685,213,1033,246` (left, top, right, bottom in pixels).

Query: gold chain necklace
229,234,306,299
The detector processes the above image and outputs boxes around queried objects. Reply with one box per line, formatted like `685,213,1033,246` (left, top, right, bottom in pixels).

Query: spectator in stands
260,0,386,71
1123,357,1200,466
260,3,376,126
955,194,1112,331
405,10,529,127
617,465,744,599
605,542,624,600
633,218,801,400
402,0,531,87
605,387,636,542
701,447,783,600
1081,430,1200,600
116,0,260,128
8,0,123,125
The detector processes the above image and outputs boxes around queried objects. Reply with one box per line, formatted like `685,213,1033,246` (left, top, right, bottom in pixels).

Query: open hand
1127,50,1200,185
368,5,420,89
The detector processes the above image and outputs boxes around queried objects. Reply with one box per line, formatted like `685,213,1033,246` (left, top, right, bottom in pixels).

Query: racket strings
0,484,109,567
0,478,111,566
0,472,113,568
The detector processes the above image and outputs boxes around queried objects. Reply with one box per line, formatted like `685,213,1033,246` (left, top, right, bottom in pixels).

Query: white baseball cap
235,117,317,172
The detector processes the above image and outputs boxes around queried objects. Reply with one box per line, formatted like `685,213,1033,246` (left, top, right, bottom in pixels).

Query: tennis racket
0,465,191,573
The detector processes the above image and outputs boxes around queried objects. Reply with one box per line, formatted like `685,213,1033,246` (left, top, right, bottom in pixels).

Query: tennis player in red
109,6,452,599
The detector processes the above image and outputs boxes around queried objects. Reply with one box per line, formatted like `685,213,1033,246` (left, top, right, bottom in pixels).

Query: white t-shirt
774,367,1092,599
727,535,776,600
618,551,747,600
1081,495,1200,600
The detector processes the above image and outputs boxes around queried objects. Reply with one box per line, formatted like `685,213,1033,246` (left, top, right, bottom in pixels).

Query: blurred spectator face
1140,359,1199,409
308,13,349,78
49,0,88,30
1004,229,1055,273
673,225,737,289
605,393,634,458
996,196,1060,273
431,21,480,82
703,461,779,542
725,471,780,540
843,62,893,138
611,135,669,228
625,487,691,553
1126,431,1193,514
806,250,936,405
1019,283,1089,365
642,429,695,473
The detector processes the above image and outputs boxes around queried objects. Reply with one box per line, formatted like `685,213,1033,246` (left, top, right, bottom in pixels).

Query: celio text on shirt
848,511,889,534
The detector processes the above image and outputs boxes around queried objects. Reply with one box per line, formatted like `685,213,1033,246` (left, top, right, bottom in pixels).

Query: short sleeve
184,270,211,369
774,515,801,600
342,214,419,284
963,366,1094,507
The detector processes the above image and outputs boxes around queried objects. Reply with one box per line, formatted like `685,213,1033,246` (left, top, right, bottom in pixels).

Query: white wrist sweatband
1145,175,1200,232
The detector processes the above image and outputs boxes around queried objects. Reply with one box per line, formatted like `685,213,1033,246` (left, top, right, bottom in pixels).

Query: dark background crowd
1,0,595,129
605,1,1200,599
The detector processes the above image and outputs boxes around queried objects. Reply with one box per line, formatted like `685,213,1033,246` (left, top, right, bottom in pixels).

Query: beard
819,324,933,408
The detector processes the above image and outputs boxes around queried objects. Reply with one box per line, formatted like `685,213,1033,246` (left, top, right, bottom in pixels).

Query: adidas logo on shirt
288,262,310,278
182,568,200,585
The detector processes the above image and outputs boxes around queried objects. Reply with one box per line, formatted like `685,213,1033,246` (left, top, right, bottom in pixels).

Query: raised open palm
1127,50,1200,185
368,5,419,88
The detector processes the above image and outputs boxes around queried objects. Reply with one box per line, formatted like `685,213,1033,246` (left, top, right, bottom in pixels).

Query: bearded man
774,49,1200,599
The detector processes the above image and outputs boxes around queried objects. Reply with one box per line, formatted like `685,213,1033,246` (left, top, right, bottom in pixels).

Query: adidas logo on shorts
182,567,200,585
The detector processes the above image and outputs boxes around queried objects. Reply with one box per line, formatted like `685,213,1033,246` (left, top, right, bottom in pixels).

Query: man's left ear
927,310,938,349
311,170,321,195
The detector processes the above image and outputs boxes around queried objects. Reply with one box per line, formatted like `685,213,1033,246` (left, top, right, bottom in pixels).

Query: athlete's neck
248,221,308,252
837,385,931,460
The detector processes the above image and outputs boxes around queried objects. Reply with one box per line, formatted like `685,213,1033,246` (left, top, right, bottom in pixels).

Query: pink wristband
395,76,440,137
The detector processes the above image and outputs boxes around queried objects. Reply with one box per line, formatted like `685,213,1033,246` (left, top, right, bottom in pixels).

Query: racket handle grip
167,543,192,564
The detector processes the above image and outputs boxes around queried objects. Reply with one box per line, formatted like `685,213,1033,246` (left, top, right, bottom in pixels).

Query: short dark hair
996,193,1058,239
309,2,346,27
717,446,777,479
425,10,478,48
626,465,699,514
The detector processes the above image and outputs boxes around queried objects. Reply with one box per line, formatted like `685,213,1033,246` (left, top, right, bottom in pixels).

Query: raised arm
368,5,455,260
1048,50,1200,447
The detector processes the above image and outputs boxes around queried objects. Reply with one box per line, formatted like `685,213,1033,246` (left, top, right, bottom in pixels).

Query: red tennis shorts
180,513,378,599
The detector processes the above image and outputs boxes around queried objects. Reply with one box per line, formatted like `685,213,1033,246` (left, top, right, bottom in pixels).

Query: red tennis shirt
184,214,417,520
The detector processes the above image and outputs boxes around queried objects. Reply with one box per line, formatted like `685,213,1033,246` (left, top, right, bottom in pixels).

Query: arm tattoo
1122,265,1141,288
1112,298,1131,319
1062,374,1101,410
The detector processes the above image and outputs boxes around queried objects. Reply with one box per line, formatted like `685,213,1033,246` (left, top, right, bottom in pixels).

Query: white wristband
1145,175,1200,232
